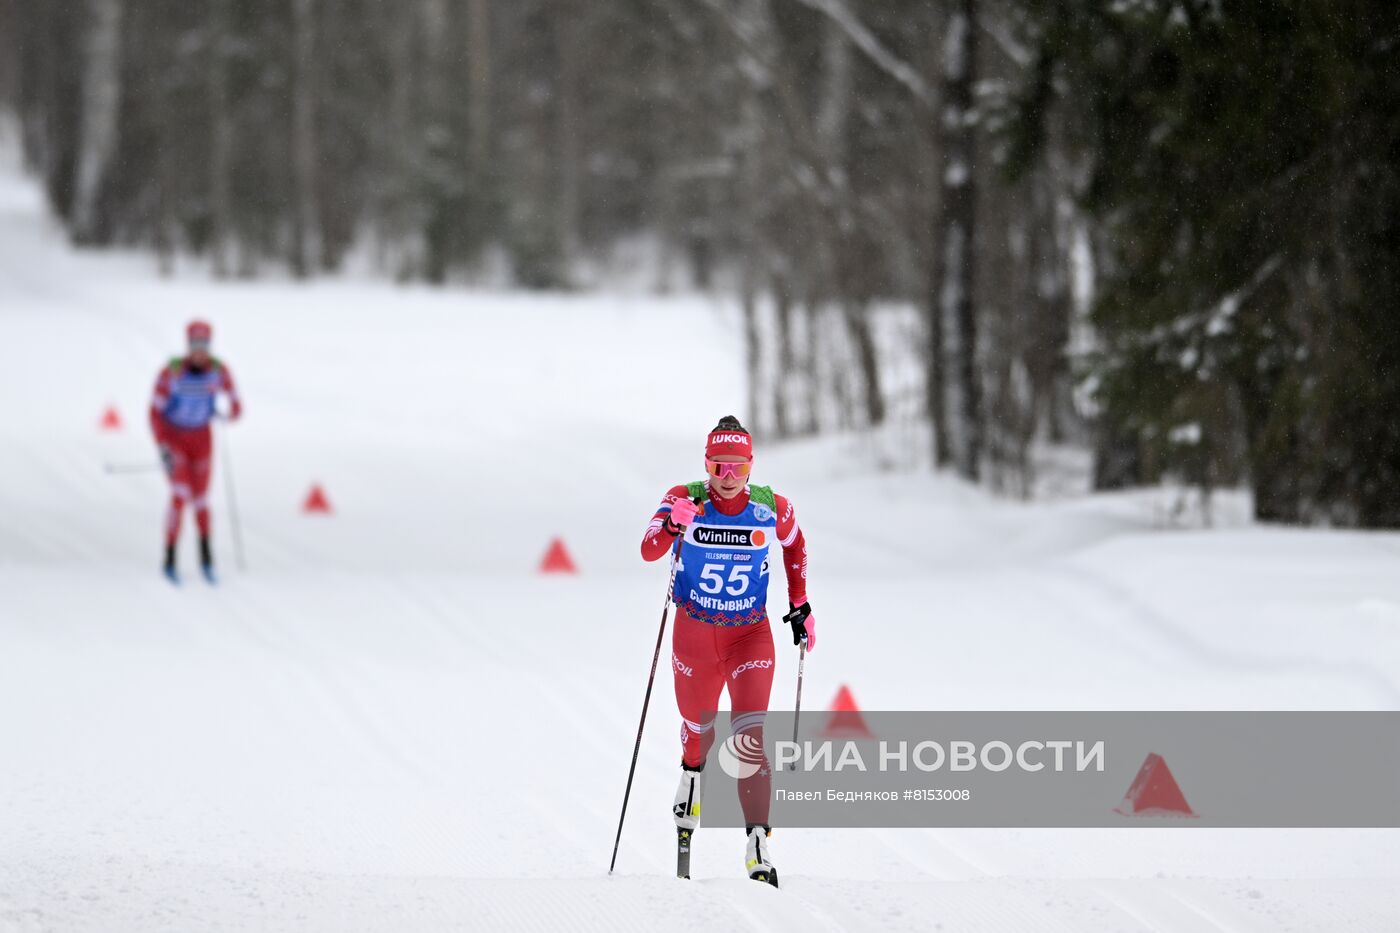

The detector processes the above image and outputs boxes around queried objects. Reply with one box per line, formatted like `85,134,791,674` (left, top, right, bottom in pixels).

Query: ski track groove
1044,562,1400,706
361,576,697,881
782,891,858,933
866,828,989,882
697,879,798,933
1161,884,1252,933
397,575,681,783
4,442,102,562
412,575,695,757
220,582,438,783
387,575,688,878
1090,880,1252,933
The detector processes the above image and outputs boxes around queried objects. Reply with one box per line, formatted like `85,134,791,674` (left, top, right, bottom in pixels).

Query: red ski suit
642,482,809,827
150,357,239,546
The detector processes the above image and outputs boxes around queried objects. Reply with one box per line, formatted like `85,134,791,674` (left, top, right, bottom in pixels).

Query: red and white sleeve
149,367,172,439
219,363,240,405
773,493,808,605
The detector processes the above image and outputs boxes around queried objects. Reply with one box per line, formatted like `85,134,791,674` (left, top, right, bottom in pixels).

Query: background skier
150,319,241,583
641,415,813,886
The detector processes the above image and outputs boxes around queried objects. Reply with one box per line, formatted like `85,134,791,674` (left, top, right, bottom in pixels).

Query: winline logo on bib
690,526,767,548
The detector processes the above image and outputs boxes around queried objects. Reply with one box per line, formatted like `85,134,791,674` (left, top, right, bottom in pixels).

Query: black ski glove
783,601,812,647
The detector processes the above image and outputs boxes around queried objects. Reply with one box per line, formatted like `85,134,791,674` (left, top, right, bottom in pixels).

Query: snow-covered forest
6,2,1399,524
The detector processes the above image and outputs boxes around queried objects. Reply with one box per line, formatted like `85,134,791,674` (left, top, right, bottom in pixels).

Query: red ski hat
187,320,213,344
705,416,753,460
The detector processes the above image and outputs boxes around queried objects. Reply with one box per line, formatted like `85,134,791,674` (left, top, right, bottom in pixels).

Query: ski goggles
188,337,211,351
705,458,753,480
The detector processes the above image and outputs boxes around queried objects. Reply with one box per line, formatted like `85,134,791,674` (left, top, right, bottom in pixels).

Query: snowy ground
3,123,1400,932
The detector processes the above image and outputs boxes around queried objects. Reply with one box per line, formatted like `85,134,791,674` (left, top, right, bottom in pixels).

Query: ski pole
216,415,247,572
781,604,810,770
790,635,807,770
103,462,163,475
609,499,697,874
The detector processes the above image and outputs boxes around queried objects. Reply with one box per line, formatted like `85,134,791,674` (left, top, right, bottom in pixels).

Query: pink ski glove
785,602,815,651
665,497,700,534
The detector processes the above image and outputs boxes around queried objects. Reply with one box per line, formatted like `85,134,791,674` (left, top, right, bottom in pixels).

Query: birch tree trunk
818,17,884,428
207,0,233,277
381,0,418,278
467,0,492,170
816,16,851,174
289,0,321,276
554,0,581,272
72,0,122,245
932,0,981,479
0,0,19,111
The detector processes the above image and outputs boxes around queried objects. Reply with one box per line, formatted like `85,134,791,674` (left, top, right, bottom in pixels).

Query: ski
200,564,218,585
676,827,692,879
162,565,181,586
749,866,779,888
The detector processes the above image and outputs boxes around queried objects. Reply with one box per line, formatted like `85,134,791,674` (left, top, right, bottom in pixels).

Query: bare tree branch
980,15,1029,68
787,0,931,103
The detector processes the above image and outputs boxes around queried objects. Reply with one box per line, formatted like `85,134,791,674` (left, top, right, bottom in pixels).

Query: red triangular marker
1114,752,1196,817
821,684,873,737
539,537,577,574
99,406,123,431
302,484,333,514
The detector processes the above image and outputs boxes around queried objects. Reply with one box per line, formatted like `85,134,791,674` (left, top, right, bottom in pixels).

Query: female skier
150,319,241,583
640,416,814,887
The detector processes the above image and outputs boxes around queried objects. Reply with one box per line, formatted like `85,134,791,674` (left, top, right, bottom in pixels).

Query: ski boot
162,544,179,585
199,536,217,585
746,823,778,887
673,761,704,879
